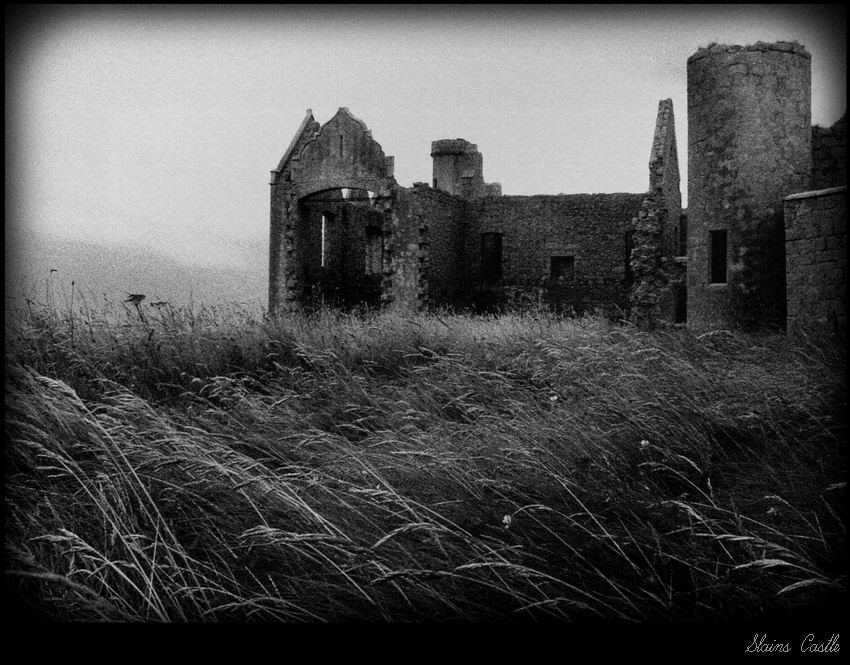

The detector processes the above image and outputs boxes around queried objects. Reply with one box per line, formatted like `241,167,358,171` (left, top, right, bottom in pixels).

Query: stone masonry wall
785,186,847,334
408,184,470,308
812,115,846,190
468,193,644,312
640,98,684,324
384,188,422,311
687,42,812,330
648,99,683,259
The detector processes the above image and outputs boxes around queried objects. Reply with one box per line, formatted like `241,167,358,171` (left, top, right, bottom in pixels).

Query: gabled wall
269,108,402,313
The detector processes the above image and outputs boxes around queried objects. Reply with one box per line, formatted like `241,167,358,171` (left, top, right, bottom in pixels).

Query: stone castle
269,41,846,334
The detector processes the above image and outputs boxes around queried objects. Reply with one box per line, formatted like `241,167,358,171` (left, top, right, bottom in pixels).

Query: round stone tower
431,139,485,198
687,42,812,329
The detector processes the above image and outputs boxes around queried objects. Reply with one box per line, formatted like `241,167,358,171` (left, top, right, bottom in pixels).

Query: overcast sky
7,4,847,273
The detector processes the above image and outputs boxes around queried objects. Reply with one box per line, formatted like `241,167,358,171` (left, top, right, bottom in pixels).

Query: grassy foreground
4,293,847,622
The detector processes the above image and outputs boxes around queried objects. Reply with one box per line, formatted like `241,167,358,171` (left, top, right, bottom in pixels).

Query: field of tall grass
4,287,847,622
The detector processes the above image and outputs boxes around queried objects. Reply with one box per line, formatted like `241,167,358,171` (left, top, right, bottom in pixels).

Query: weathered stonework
631,99,686,326
407,184,470,308
687,42,812,330
784,186,846,334
812,115,846,191
470,193,644,314
268,42,844,335
269,104,677,317
269,108,400,312
431,139,500,200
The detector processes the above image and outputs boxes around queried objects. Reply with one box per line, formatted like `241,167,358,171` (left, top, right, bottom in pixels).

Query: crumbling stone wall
634,98,685,325
629,193,667,327
687,42,812,330
383,189,421,311
812,115,846,190
784,186,846,335
468,193,644,313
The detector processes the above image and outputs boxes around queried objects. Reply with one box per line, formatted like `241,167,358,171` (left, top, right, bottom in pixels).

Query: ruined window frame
550,256,575,283
709,229,727,284
480,232,503,285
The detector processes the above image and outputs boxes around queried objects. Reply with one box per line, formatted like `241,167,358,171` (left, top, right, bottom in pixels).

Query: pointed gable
271,109,321,185
289,107,396,196
649,98,681,204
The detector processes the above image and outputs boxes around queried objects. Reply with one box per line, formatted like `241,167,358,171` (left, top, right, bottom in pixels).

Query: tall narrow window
709,229,727,284
321,212,335,268
550,256,575,283
339,134,344,156
365,226,383,275
624,230,635,288
481,233,503,284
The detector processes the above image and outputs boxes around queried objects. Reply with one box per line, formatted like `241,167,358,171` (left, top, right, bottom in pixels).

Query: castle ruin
269,41,846,335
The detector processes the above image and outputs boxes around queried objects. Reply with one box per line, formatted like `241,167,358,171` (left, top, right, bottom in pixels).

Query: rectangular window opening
709,229,727,284
550,256,575,283
481,233,503,284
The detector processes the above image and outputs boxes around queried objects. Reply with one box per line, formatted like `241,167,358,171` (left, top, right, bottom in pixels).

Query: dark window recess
550,256,575,282
481,233,503,284
364,226,383,275
678,216,688,256
710,229,727,284
675,284,687,323
433,179,438,189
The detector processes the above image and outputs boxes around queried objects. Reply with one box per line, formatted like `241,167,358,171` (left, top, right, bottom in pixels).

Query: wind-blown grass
4,291,846,621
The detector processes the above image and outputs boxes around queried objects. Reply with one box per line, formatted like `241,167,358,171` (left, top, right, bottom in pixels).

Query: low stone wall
784,186,846,335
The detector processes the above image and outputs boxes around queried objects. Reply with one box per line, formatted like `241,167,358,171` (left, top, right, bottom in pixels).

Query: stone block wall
784,186,847,334
812,115,846,190
384,189,422,311
407,184,470,308
468,193,644,312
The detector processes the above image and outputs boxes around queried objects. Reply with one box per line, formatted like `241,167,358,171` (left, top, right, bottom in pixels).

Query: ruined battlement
687,40,810,64
431,139,479,156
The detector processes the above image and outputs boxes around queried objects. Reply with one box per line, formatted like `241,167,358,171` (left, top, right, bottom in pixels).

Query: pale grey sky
7,4,847,274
